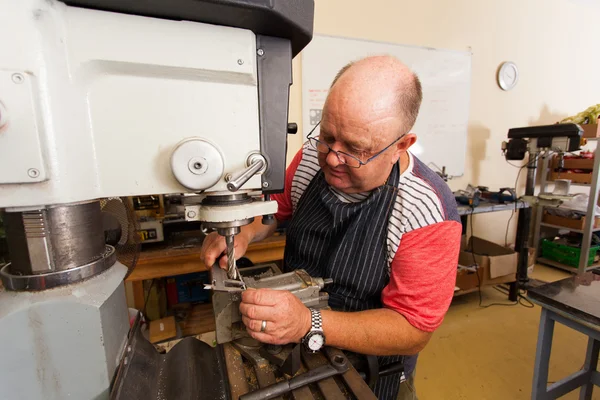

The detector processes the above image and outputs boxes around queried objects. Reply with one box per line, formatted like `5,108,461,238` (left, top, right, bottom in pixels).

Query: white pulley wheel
171,139,224,190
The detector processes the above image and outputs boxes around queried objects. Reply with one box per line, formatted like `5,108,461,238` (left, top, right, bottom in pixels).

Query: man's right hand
200,231,250,270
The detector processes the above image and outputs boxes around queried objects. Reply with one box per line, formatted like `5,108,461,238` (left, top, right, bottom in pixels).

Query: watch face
307,332,325,351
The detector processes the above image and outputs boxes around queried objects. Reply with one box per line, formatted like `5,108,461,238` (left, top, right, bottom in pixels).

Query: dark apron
284,163,414,399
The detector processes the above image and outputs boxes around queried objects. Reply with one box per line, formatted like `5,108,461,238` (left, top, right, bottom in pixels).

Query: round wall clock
497,62,519,91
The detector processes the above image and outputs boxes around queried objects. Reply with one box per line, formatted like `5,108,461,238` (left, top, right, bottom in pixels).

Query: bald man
201,56,461,399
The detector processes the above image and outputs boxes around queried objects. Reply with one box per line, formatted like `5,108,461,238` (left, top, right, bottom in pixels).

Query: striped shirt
274,142,461,332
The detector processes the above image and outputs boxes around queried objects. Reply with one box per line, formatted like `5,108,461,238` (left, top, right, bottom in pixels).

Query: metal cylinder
2,201,112,290
6,201,105,274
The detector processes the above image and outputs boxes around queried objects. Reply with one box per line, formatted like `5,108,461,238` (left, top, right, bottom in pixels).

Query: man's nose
326,149,341,167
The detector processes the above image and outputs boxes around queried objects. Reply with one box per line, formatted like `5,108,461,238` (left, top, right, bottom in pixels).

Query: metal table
529,271,600,399
456,200,528,216
456,200,529,298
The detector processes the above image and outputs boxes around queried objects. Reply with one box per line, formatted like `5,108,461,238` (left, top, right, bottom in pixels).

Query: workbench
456,199,528,217
454,200,529,297
127,234,286,310
127,201,529,309
529,271,600,399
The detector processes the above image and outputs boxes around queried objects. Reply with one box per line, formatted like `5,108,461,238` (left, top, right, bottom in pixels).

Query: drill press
0,0,313,398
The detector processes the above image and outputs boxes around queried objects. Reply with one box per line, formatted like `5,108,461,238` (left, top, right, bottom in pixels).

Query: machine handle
227,155,266,192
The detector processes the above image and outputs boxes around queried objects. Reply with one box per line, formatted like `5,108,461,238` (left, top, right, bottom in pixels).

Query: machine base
111,314,231,400
0,263,129,400
112,316,376,400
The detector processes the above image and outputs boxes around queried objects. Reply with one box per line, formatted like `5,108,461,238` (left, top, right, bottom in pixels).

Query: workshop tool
502,123,584,300
112,313,378,400
0,1,315,398
259,343,303,377
209,263,332,344
239,350,350,400
225,234,239,280
477,187,517,204
455,188,481,207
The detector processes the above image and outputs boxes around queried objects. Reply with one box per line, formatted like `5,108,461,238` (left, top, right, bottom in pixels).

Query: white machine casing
0,0,263,208
0,1,273,399
0,263,129,399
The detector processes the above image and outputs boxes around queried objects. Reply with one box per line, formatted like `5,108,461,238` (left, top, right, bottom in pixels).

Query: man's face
317,105,405,194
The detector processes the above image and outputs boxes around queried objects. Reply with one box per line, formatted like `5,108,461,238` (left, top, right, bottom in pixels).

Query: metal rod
240,358,348,400
532,154,550,259
227,158,266,192
579,142,600,274
512,151,538,300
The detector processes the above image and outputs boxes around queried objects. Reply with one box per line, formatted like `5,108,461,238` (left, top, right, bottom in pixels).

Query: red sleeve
381,221,461,332
271,148,303,222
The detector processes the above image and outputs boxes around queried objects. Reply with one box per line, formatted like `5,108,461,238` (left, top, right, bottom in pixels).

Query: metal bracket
0,70,47,183
239,349,349,400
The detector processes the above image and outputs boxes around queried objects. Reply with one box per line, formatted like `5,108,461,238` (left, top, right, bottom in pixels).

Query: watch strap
309,308,323,331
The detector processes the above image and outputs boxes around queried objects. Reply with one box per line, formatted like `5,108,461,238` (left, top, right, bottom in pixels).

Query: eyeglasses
307,121,406,169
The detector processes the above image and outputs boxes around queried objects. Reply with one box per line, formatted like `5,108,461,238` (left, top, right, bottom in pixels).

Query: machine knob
287,123,298,134
262,214,275,225
170,138,224,190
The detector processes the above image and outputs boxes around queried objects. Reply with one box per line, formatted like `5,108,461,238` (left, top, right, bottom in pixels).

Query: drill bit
225,234,238,280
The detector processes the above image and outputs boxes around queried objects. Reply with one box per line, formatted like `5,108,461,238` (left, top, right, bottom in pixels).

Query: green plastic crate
541,239,600,267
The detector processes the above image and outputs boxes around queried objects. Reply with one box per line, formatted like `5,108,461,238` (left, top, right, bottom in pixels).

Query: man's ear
391,133,417,163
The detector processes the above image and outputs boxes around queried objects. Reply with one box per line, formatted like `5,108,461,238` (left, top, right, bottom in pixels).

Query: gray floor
416,265,600,399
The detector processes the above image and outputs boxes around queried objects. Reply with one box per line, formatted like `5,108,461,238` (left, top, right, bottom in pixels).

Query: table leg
532,308,555,400
132,281,146,311
508,282,518,302
579,338,600,400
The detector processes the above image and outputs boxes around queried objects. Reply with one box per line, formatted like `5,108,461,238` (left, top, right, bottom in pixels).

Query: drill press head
0,1,314,398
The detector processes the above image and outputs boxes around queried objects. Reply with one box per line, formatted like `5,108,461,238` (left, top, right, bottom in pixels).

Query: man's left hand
239,288,311,345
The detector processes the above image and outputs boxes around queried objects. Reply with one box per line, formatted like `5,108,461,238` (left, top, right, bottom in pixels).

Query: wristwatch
302,308,326,353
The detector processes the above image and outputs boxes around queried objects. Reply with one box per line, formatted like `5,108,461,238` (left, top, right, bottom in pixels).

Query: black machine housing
505,123,583,160
62,0,316,194
504,123,583,301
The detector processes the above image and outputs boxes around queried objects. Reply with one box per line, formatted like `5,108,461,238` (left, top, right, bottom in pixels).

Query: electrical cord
504,153,543,247
142,278,156,317
469,203,535,309
492,285,534,308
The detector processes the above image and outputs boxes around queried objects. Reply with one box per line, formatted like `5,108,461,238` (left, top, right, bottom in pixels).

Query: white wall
287,0,600,245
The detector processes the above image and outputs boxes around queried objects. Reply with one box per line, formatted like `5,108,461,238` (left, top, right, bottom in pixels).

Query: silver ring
260,320,267,333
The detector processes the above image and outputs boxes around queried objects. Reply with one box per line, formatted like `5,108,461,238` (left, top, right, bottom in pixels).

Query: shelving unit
539,222,600,234
126,234,287,310
532,127,600,274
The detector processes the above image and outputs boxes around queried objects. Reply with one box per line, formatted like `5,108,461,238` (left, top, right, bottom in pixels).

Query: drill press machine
0,1,314,398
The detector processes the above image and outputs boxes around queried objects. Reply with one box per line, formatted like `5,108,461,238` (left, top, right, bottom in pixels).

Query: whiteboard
301,34,472,177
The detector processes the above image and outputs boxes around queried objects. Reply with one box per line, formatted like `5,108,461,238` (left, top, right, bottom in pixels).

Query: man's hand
199,231,250,269
239,289,311,345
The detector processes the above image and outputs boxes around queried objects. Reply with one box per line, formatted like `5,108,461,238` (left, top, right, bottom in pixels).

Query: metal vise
211,263,331,344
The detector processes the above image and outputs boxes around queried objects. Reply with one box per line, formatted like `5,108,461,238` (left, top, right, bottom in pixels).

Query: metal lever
239,352,349,400
227,155,266,192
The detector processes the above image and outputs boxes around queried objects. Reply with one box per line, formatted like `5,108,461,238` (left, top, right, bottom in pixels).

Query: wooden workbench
127,234,286,310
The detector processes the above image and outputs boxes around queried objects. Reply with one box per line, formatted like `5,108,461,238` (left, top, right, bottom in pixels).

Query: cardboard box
581,124,599,139
456,264,483,290
551,154,594,170
461,236,518,279
542,211,600,230
149,316,177,344
456,243,531,292
549,170,592,184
